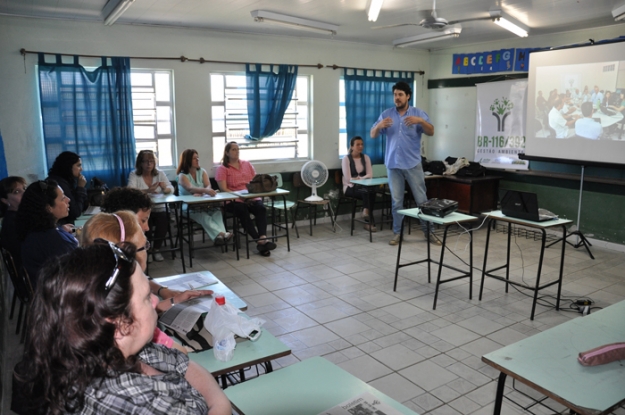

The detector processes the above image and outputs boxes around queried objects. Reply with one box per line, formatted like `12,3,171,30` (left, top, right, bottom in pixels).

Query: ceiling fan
372,0,493,31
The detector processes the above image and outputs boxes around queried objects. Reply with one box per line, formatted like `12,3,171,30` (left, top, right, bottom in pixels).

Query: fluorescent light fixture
489,9,529,37
612,3,625,21
393,26,462,48
102,0,135,25
250,10,338,35
367,0,385,22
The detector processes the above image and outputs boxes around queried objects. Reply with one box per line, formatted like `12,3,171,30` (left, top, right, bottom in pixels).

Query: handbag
246,174,278,193
87,177,109,206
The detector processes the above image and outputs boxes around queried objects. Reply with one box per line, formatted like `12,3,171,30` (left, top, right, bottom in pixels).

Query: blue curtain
0,129,7,178
38,54,136,187
344,69,415,164
245,63,298,141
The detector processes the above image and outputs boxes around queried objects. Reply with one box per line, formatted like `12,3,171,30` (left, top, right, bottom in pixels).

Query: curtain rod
19,48,324,69
326,64,425,76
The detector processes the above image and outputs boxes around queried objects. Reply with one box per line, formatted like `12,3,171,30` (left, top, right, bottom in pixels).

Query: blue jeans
387,164,429,235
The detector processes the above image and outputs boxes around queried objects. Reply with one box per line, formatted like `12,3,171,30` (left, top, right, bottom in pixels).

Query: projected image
534,61,625,141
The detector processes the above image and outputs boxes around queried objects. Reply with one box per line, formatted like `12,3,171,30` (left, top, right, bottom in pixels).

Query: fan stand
305,183,323,202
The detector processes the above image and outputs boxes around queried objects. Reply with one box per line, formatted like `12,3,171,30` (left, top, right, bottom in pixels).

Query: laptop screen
501,190,540,221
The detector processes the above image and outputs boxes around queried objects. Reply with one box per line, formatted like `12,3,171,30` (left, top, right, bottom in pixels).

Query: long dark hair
176,149,198,175
221,141,238,168
48,151,80,185
16,180,60,240
0,176,26,216
16,243,139,415
349,136,364,155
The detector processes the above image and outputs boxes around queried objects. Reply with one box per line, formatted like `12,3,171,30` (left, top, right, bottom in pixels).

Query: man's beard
395,101,408,111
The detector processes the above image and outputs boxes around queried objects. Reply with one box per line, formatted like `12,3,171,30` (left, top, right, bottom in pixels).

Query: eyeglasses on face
142,159,155,164
94,238,132,293
137,240,151,253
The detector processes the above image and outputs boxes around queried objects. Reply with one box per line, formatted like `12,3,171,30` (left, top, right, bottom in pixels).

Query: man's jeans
387,164,429,235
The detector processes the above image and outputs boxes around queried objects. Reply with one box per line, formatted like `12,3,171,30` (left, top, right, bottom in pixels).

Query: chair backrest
171,179,179,196
1,247,33,303
372,164,387,178
293,171,303,188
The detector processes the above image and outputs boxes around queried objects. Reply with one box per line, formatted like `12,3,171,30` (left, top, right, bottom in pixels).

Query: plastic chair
1,248,34,343
292,172,335,236
264,173,299,239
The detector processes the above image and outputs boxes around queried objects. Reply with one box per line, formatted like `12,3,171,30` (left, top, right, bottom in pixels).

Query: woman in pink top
215,142,276,257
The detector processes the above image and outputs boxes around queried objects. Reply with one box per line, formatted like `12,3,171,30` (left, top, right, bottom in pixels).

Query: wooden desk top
482,300,625,415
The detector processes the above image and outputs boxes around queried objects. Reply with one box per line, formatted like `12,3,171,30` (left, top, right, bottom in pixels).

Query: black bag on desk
456,162,486,177
428,161,446,175
246,174,278,193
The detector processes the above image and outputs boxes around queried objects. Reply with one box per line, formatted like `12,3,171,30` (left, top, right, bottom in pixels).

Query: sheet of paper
159,303,206,332
83,206,101,215
317,392,403,415
161,273,218,291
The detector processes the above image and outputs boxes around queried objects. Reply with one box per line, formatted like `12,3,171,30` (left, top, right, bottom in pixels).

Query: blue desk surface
483,300,625,414
484,210,572,228
225,357,419,415
398,208,477,225
189,323,290,376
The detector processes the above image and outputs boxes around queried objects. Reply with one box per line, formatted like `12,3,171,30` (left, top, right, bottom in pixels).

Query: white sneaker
153,251,164,262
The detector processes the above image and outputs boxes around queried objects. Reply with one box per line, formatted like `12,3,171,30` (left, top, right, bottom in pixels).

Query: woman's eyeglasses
94,238,132,292
137,240,151,253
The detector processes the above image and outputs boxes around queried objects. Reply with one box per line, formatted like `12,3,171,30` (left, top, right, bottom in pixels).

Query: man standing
370,81,438,246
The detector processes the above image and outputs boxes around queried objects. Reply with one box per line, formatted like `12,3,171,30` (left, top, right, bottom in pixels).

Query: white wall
0,16,430,180
426,25,625,162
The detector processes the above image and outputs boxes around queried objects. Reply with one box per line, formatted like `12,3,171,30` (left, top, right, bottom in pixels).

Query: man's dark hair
392,81,412,98
581,101,593,118
100,187,153,214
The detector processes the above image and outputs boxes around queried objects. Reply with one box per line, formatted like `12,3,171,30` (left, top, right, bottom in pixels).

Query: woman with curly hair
127,150,174,261
12,242,231,415
46,151,88,225
0,176,27,264
16,179,78,287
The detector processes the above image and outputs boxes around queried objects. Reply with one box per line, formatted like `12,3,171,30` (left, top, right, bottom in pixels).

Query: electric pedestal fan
300,160,328,202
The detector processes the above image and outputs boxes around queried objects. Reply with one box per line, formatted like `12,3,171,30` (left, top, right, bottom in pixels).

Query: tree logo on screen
490,97,514,131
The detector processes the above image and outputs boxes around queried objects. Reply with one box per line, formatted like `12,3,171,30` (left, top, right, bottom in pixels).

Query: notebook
501,190,558,222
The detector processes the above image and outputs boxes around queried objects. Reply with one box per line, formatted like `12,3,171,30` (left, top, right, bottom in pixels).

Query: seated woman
177,149,232,246
81,211,211,315
127,150,174,262
0,176,27,265
46,151,88,225
215,142,275,257
16,180,78,288
12,243,231,415
342,136,376,232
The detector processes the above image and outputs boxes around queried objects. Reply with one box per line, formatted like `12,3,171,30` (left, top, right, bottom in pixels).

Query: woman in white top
127,150,174,261
341,136,376,232
176,149,232,246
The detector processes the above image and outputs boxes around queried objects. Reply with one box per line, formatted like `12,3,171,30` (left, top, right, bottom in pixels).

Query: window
131,70,175,167
210,73,310,163
339,78,417,157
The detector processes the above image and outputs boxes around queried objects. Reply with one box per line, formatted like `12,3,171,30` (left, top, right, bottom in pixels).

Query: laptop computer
501,190,558,222
600,104,616,116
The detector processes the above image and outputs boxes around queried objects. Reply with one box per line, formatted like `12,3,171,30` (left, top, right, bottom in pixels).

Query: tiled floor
3,217,625,414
